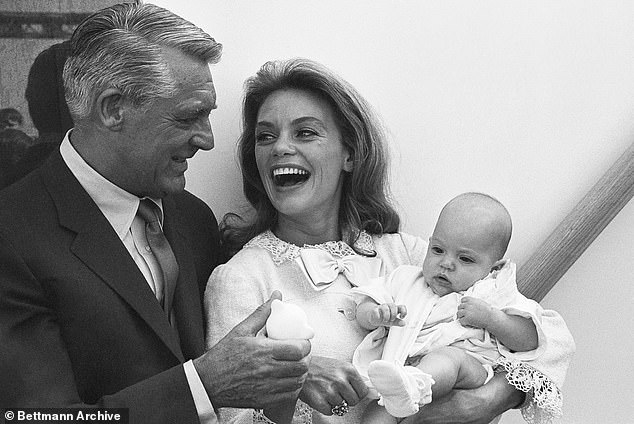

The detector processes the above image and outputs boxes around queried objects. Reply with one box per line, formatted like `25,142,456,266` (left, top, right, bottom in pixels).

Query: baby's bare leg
417,346,488,399
362,399,400,424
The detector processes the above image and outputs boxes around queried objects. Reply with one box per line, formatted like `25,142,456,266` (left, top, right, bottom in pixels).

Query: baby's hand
368,303,407,327
457,296,492,329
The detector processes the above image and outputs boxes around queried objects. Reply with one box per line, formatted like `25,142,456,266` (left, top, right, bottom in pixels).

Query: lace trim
244,230,375,266
253,401,313,423
496,358,563,424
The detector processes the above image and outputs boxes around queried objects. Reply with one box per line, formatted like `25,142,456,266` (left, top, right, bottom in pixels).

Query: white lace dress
204,231,574,424
204,231,428,423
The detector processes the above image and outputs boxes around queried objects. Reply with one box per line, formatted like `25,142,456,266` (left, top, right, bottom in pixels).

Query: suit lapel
163,197,205,359
41,152,184,362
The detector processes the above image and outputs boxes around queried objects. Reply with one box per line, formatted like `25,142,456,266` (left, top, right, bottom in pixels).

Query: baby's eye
431,246,443,255
459,256,475,264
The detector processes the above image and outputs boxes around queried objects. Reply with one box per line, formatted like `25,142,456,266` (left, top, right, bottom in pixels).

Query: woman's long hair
223,58,400,256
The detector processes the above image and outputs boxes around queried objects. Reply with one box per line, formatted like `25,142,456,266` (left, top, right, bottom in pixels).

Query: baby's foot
368,360,435,418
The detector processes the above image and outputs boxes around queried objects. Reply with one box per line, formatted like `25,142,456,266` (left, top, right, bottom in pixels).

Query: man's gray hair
63,2,222,120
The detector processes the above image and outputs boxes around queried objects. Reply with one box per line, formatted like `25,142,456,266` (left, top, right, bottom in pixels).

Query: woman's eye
255,132,276,144
297,129,317,138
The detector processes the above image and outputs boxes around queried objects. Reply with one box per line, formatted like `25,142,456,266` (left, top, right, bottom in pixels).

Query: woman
205,58,572,423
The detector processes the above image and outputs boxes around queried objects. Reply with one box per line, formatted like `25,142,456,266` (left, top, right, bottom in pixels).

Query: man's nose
191,118,214,151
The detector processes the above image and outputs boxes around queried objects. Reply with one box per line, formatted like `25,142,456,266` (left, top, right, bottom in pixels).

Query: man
0,3,309,423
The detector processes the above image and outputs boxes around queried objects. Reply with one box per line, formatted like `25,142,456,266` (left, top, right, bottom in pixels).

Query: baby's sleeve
498,296,548,361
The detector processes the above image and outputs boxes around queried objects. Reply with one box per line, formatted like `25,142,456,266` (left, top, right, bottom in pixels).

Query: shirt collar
60,131,163,240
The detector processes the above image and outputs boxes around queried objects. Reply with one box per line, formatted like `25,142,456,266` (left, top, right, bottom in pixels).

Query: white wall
151,1,634,422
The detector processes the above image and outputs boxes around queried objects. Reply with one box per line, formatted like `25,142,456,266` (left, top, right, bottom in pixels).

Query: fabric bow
298,248,382,290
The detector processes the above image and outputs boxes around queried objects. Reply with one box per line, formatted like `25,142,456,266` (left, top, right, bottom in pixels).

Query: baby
353,192,546,423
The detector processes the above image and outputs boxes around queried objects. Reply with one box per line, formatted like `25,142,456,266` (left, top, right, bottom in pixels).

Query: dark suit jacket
0,150,223,423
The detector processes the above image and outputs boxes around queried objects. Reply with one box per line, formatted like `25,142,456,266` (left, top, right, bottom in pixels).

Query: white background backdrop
151,2,634,422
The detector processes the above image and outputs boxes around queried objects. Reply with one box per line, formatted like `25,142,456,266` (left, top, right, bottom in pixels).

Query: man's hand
194,292,311,409
299,356,368,415
457,296,493,329
368,303,407,328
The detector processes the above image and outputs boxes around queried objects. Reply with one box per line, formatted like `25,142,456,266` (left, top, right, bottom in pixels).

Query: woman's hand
400,373,525,424
299,355,369,415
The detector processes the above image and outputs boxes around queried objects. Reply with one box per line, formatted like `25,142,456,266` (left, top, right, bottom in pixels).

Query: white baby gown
352,261,564,423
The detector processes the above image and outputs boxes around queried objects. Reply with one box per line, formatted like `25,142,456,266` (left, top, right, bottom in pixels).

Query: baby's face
422,213,500,297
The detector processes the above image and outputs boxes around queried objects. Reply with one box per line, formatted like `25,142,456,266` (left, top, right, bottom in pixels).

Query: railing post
517,142,634,301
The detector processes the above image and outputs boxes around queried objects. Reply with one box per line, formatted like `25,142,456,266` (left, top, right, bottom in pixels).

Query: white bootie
368,359,435,417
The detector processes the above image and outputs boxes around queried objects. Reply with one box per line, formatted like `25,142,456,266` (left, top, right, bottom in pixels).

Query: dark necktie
137,199,179,320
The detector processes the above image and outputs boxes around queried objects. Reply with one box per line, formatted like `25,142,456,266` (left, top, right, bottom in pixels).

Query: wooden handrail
517,141,634,301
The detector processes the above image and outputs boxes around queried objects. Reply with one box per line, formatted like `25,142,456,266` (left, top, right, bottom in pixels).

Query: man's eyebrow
182,104,217,117
177,96,217,110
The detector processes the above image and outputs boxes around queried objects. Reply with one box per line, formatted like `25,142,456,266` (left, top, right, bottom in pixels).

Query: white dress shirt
60,133,217,423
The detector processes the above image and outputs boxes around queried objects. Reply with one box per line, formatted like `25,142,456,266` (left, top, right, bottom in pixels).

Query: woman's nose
271,132,295,156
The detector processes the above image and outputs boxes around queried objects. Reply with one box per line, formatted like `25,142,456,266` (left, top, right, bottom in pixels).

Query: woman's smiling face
254,88,352,225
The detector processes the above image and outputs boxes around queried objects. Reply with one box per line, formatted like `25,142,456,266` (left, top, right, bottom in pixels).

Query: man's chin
155,176,187,198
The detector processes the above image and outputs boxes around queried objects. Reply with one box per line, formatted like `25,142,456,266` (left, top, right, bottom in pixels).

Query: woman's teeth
272,167,310,186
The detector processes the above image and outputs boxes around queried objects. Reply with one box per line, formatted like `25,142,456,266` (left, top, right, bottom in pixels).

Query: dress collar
244,229,375,266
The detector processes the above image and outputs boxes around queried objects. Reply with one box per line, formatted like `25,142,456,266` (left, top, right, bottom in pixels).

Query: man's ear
96,88,125,130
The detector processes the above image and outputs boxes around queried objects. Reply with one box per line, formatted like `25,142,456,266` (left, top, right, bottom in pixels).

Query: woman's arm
401,373,525,424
